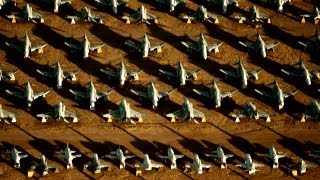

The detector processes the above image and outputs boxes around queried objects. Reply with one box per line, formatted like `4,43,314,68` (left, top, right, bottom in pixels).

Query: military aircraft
56,143,81,169
52,0,71,13
219,60,262,89
0,0,16,10
0,104,16,123
236,154,263,174
67,6,103,24
35,155,56,176
69,79,113,110
185,154,211,174
181,33,223,60
281,61,319,86
125,33,165,58
37,62,79,89
130,81,176,109
104,147,135,169
159,61,200,86
64,33,105,59
183,5,219,24
301,99,320,122
166,98,206,123
301,7,320,24
257,146,286,168
231,101,271,122
11,147,28,168
102,99,143,123
239,33,280,58
6,82,51,111
193,80,237,108
0,69,19,81
5,32,47,59
298,29,320,52
291,159,315,174
255,81,298,110
122,5,158,24
207,0,238,14
155,0,185,12
135,154,164,171
269,0,291,12
205,146,234,169
308,149,320,158
6,3,44,23
84,153,109,174
158,146,184,169
234,5,271,24
100,62,142,87
94,0,128,14
37,101,78,123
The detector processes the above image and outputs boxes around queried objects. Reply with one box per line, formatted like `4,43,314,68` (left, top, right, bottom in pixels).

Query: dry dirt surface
0,0,320,179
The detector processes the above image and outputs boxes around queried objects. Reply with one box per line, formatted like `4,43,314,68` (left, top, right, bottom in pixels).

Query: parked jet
100,62,142,87
37,62,79,89
207,0,238,14
0,0,16,10
234,5,271,24
257,146,286,168
298,29,320,52
159,61,200,86
231,101,271,122
0,69,19,81
122,5,158,24
255,81,298,110
69,79,113,110
131,81,176,109
301,99,320,122
181,33,223,60
185,154,211,174
125,33,165,58
269,0,291,12
85,153,109,174
220,60,262,89
281,61,319,86
193,80,236,108
291,159,315,174
104,147,135,169
94,0,128,14
236,154,263,174
56,143,81,169
52,0,71,13
11,147,28,168
183,5,218,23
155,0,185,12
301,7,320,24
37,102,78,123
67,6,103,24
136,154,164,171
158,146,184,169
5,32,47,58
6,82,51,111
6,3,44,23
0,104,16,123
65,34,105,59
102,99,143,123
239,33,280,58
205,146,234,169
166,98,205,123
36,155,56,176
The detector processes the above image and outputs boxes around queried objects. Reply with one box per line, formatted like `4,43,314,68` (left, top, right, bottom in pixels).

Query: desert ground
0,0,320,179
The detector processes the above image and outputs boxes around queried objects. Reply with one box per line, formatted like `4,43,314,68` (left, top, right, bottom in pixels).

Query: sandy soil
0,0,320,179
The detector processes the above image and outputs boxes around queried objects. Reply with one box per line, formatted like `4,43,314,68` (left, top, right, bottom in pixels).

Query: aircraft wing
257,110,270,119
64,110,77,119
64,42,82,50
130,89,148,99
158,155,169,159
193,108,205,118
32,11,43,19
60,0,72,4
159,88,177,99
34,89,51,99
221,89,237,98
5,42,21,52
5,90,24,99
181,41,200,51
219,69,238,78
175,154,184,159
207,42,223,52
146,13,157,20
100,68,118,78
94,0,111,6
186,69,201,79
281,69,300,77
202,163,212,169
193,89,211,98
253,162,264,167
150,43,165,51
150,162,163,168
248,69,262,79
239,41,255,49
1,109,15,119
166,109,183,118
37,69,54,78
283,89,298,99
103,109,120,118
69,89,88,99
90,43,106,51
125,40,141,51
129,109,142,119
255,89,272,97
159,69,176,79
266,42,280,50
30,43,47,52
127,69,143,78
258,12,270,20
63,70,80,79
37,111,54,119
124,155,135,159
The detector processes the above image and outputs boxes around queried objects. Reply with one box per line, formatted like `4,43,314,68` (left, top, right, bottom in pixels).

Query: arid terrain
0,0,320,179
